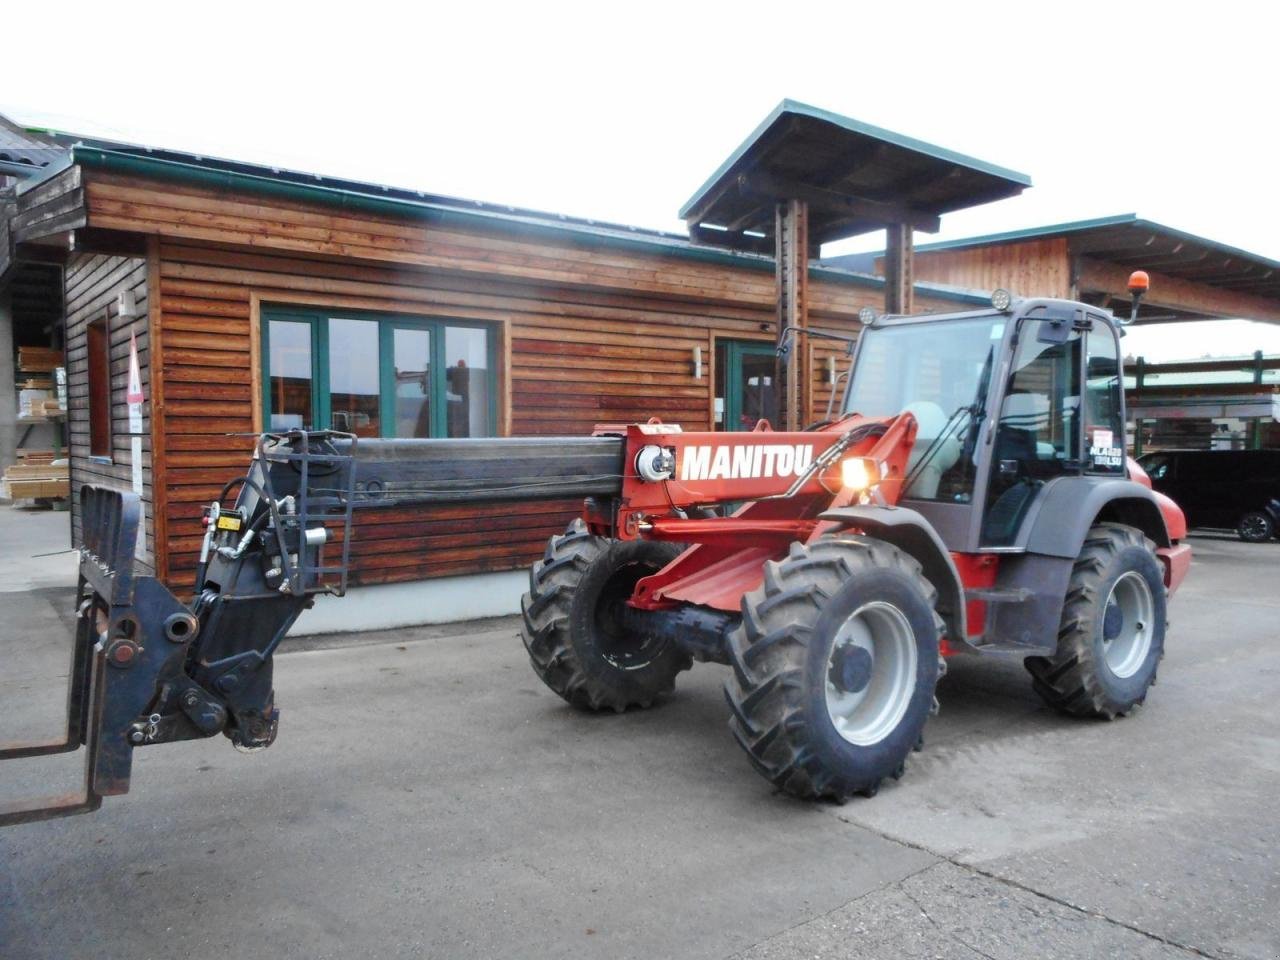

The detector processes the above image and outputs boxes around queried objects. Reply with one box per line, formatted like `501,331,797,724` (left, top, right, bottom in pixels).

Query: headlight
635,444,675,482
840,457,881,492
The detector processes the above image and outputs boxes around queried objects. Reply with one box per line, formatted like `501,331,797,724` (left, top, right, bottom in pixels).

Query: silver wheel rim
1103,571,1155,679
824,601,917,746
1241,515,1269,540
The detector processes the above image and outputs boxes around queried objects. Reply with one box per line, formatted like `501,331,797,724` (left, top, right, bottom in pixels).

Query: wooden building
0,129,993,624
826,214,1280,324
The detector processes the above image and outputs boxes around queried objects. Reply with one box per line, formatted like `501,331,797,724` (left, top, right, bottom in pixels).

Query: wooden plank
1077,257,1280,323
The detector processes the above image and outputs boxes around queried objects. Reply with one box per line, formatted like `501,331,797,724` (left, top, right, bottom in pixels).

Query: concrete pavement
0,515,1276,959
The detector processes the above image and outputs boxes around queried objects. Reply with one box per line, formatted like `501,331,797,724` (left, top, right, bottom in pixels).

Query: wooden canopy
679,100,1031,254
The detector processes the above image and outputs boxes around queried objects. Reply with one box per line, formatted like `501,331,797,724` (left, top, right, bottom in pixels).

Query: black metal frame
0,488,192,825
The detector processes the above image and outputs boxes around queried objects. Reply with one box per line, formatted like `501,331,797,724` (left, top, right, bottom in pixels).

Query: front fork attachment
0,573,196,826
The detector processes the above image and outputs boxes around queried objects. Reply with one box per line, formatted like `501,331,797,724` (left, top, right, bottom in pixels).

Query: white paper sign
126,332,144,435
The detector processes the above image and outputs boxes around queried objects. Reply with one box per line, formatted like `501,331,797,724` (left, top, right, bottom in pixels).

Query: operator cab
841,299,1126,553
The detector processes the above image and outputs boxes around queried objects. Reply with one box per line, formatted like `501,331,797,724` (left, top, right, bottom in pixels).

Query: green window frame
260,306,498,438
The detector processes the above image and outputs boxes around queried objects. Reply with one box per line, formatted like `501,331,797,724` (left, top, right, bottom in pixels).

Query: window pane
268,319,312,430
392,327,432,438
1085,324,1124,474
738,352,778,430
444,326,490,437
845,316,1006,502
328,317,380,437
87,317,113,457
982,321,1082,546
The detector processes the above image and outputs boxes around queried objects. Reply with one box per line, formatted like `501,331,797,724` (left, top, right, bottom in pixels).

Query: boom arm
1,415,918,825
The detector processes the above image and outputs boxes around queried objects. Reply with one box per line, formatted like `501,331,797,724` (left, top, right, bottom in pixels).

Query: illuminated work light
840,457,881,492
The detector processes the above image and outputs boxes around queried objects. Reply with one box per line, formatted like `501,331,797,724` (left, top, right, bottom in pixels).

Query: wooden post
0,285,14,471
775,198,809,430
884,223,914,315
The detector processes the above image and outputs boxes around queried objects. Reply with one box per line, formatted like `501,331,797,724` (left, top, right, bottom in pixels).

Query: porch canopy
679,100,1031,255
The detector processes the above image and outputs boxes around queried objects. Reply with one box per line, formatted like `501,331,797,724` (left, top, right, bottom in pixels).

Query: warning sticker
215,515,243,532
1090,444,1124,469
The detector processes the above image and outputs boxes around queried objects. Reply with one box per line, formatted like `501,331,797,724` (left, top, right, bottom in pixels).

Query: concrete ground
0,509,1276,960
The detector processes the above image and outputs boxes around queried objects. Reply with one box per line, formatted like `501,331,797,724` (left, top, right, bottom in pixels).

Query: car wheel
1237,511,1274,543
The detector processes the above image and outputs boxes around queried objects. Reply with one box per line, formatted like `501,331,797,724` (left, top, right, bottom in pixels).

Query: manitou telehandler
0,278,1190,823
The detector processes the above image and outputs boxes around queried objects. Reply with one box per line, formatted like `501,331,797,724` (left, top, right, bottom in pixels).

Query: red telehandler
0,280,1190,823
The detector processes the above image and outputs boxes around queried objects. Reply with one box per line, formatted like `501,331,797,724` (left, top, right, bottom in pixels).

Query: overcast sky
5,0,1278,362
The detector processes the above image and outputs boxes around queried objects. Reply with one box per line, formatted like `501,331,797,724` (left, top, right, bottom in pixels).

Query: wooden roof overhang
914,215,1280,323
679,100,1031,255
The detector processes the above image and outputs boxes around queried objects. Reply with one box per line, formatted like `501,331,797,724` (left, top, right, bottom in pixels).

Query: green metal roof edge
912,213,1142,252
60,144,984,305
678,99,1033,220
914,213,1280,272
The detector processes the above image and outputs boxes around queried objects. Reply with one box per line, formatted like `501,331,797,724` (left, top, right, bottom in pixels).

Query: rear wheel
1237,511,1273,543
724,537,943,802
1025,523,1165,718
521,520,691,712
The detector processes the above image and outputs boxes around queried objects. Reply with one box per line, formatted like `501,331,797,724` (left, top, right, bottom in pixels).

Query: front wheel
724,537,943,802
1237,511,1274,543
1025,523,1166,719
520,520,691,712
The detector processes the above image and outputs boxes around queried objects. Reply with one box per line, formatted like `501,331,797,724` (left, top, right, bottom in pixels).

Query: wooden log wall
65,251,154,574
885,237,1071,300
79,169,964,590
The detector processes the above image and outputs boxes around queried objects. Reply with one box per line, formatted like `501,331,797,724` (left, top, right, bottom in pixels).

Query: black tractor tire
1237,511,1274,543
520,519,692,712
723,537,944,802
1025,523,1166,719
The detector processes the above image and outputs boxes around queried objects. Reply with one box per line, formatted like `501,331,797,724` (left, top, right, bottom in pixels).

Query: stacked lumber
18,389,63,419
17,347,63,373
3,460,69,501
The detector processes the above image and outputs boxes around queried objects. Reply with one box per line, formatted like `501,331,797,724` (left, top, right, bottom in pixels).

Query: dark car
1138,449,1280,542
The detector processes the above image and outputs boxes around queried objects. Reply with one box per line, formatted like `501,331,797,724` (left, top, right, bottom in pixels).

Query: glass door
716,340,779,431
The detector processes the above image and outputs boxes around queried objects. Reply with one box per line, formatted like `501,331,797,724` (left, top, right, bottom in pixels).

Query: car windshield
843,314,1006,501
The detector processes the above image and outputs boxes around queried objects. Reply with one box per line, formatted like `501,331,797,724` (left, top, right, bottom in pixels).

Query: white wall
290,568,527,635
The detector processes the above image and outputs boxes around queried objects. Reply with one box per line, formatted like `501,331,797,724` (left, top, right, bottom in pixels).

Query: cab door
980,311,1125,547
981,314,1083,546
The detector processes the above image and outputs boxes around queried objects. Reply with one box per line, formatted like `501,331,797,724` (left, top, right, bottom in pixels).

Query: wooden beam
686,223,773,256
859,163,963,203
806,141,893,189
147,235,171,583
69,227,149,257
738,173,941,234
884,224,913,315
1076,257,1280,323
776,199,809,430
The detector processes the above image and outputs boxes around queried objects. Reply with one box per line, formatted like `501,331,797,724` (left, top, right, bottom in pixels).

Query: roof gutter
0,159,48,180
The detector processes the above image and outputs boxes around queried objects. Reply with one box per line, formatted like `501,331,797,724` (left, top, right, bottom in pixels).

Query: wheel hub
828,644,874,694
824,601,918,746
1103,600,1124,641
1101,571,1155,679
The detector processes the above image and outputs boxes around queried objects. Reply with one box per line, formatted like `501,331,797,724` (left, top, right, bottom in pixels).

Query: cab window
1084,319,1124,474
